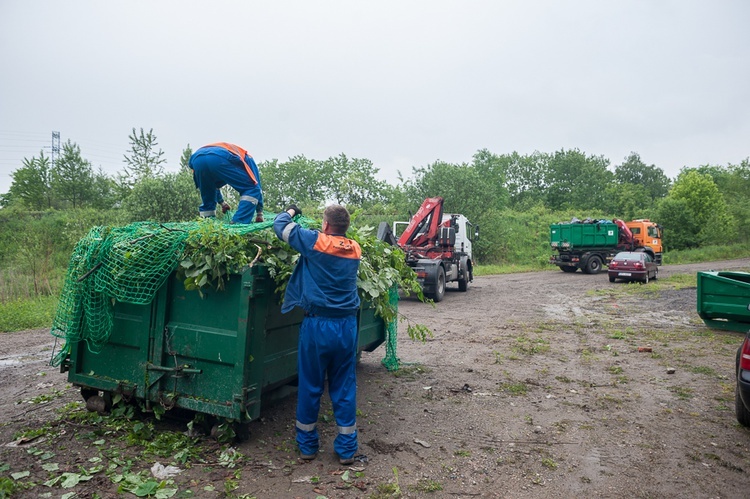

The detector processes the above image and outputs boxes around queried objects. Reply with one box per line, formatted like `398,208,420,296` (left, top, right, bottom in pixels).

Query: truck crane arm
398,197,444,248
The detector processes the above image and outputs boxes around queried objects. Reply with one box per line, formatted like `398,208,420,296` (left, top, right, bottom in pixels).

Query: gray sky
1,0,748,195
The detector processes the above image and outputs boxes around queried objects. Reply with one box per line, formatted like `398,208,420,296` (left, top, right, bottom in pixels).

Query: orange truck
550,218,663,274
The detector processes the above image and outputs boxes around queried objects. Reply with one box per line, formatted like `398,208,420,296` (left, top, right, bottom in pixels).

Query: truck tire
431,266,446,302
80,387,99,402
560,266,577,273
458,268,470,292
584,256,602,274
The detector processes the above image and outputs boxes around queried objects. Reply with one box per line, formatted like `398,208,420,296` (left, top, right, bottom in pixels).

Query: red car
608,251,658,283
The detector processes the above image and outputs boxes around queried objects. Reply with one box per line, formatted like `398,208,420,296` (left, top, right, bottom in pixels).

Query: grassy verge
662,243,750,265
0,295,58,332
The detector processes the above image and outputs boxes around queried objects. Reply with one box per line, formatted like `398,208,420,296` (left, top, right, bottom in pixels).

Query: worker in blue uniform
273,204,361,465
188,142,264,224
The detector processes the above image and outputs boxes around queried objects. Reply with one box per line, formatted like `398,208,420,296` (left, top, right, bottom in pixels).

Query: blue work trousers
296,315,358,459
190,154,261,224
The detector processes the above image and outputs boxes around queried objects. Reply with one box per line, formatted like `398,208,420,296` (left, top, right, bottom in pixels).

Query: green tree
470,149,510,210
544,149,613,211
404,160,498,224
498,151,549,208
602,182,653,221
614,152,670,201
3,152,53,210
51,140,95,209
655,197,699,250
259,155,330,212
122,170,200,222
724,159,750,244
694,159,750,244
89,167,118,210
180,144,193,171
325,154,389,209
659,169,736,249
119,127,166,189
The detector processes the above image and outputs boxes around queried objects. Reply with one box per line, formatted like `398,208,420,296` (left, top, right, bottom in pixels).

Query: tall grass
0,266,63,303
0,295,58,332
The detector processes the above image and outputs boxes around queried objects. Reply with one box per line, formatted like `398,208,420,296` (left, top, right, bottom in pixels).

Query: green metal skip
697,271,750,333
59,265,388,422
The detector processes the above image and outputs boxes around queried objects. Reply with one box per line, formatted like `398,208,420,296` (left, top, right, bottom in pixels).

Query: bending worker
188,142,264,223
273,204,361,465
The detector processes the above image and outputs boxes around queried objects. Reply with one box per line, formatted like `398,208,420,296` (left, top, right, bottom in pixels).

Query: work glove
255,211,264,223
220,202,231,214
285,204,301,217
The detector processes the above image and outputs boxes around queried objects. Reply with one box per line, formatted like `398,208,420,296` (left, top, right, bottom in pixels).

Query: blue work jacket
273,212,361,317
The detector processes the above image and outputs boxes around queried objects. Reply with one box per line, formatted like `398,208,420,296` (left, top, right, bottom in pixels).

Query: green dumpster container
549,221,619,250
59,264,388,422
697,271,750,333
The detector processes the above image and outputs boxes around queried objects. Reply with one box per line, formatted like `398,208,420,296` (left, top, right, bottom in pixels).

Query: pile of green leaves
177,221,261,293
176,216,429,340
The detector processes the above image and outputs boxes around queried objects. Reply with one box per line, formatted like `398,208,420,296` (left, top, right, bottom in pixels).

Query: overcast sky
1,1,748,195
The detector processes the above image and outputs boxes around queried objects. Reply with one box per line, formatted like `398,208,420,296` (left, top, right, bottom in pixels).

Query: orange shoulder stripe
313,234,362,259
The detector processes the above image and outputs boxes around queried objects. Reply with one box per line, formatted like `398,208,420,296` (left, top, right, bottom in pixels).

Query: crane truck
549,218,663,274
377,197,478,302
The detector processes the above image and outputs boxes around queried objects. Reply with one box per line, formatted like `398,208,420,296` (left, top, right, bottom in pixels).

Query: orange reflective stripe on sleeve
205,142,258,184
313,234,362,259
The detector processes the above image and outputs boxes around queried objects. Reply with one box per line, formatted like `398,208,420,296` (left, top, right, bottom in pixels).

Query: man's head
323,205,350,235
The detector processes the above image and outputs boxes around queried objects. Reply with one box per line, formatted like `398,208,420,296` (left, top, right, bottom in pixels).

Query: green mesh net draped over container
50,216,400,369
380,286,400,371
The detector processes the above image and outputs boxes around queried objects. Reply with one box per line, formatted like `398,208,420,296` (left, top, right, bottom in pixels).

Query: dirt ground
2,258,750,498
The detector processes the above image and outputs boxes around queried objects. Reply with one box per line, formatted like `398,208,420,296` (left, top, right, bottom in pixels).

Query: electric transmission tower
51,131,60,167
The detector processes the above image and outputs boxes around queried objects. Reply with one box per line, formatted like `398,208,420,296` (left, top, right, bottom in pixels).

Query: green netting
50,216,400,370
381,286,401,371
50,218,276,365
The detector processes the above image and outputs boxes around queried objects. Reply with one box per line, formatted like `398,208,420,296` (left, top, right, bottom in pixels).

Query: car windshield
615,252,641,261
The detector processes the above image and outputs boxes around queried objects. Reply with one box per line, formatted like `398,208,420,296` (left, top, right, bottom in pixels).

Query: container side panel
697,271,750,329
156,275,245,412
67,302,151,395
259,289,303,391
550,223,618,249
358,306,386,353
261,320,301,391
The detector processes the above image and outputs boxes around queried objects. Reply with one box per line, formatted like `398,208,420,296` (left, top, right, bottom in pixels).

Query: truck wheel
458,271,469,292
561,266,577,273
584,256,602,274
85,395,108,415
432,266,446,302
80,388,99,402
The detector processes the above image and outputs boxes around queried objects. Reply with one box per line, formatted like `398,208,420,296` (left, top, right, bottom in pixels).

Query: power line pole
51,131,60,167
